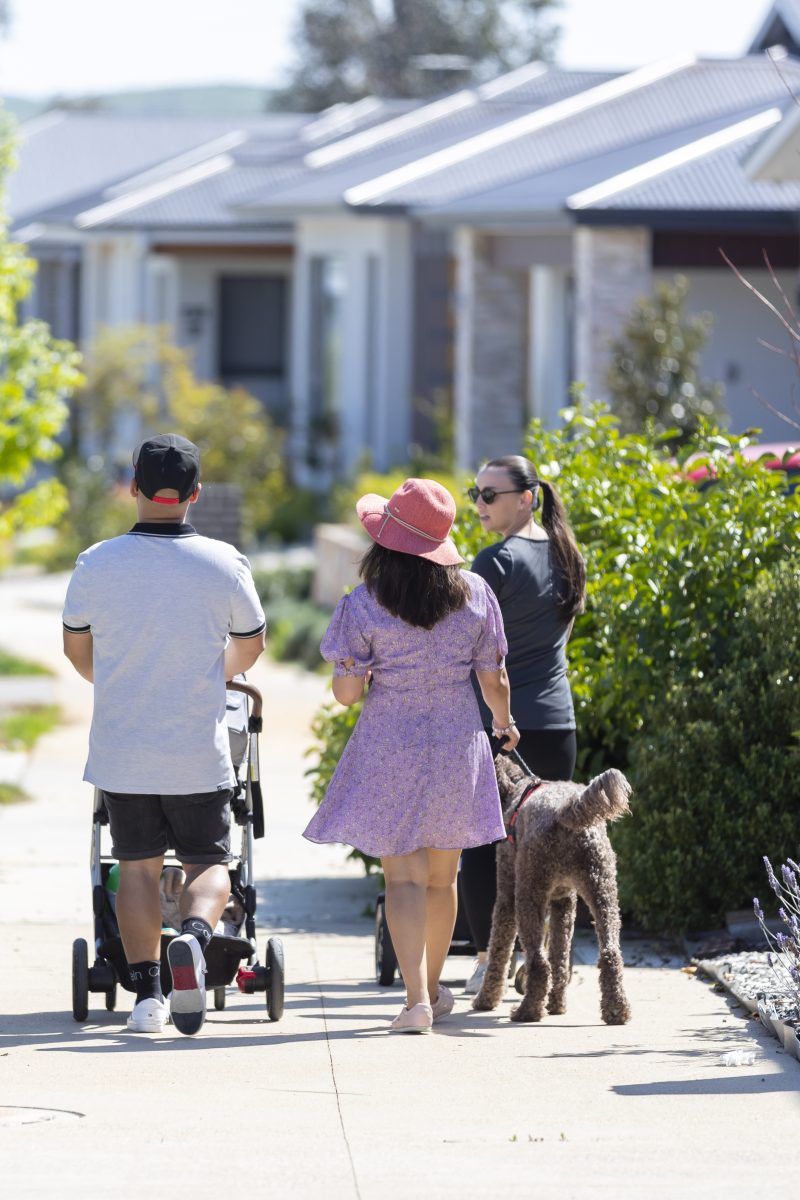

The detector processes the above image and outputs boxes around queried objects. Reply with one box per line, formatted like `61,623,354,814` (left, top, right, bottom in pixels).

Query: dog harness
505,778,545,845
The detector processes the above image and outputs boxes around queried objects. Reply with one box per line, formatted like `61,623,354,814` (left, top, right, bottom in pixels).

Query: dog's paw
510,1003,542,1023
546,996,567,1015
471,990,497,1012
602,1001,632,1025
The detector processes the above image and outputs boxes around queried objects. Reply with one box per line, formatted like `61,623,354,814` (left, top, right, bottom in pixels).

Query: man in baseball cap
63,432,266,1038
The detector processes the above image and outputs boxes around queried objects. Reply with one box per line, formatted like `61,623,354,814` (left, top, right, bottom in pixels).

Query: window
309,256,345,419
218,275,286,378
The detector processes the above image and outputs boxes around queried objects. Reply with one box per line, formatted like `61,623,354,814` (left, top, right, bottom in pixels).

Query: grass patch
0,649,53,677
0,782,30,805
0,705,60,750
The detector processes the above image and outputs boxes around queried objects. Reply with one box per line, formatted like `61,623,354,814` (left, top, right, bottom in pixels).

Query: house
8,2,800,481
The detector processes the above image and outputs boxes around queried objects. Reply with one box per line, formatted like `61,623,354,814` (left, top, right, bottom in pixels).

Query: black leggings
459,728,577,952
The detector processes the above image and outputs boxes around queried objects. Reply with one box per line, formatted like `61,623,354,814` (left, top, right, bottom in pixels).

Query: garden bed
694,950,800,1063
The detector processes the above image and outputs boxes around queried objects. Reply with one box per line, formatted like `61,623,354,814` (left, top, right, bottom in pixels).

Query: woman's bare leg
382,850,430,1007
424,848,461,1002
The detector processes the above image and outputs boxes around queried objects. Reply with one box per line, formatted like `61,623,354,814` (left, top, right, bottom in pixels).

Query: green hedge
616,562,800,931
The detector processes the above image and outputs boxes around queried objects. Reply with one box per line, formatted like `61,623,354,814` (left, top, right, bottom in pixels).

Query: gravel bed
694,949,800,1062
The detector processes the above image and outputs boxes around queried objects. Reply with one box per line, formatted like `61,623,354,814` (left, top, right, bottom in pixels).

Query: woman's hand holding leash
492,719,520,751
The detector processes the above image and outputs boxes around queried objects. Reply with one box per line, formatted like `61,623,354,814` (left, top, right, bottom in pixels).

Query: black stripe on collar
128,523,197,538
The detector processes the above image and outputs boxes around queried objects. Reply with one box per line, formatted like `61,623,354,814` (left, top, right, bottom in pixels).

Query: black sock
181,916,213,950
128,960,163,1003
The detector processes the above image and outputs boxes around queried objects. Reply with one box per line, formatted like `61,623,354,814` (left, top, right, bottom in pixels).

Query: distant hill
1,84,281,121
2,95,42,121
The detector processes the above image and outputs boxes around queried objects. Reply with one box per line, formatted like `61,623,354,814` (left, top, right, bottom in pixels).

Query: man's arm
224,631,266,679
63,629,94,682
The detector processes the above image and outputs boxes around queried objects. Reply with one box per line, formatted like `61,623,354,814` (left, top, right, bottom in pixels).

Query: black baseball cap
133,434,201,504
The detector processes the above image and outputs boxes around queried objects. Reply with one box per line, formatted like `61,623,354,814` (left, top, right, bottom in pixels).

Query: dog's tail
558,769,632,831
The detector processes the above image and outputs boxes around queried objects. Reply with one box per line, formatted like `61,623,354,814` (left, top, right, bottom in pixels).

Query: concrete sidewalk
0,571,797,1199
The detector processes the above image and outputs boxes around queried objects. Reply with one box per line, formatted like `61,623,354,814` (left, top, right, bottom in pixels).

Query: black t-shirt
471,535,575,731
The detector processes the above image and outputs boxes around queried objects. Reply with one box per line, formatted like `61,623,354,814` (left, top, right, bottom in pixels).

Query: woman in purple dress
304,478,519,1034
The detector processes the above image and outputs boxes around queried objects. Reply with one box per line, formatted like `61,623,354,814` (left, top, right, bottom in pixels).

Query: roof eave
571,207,800,232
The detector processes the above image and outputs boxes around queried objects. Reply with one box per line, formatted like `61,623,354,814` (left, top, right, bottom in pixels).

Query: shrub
605,274,726,440
618,562,800,931
252,564,313,605
267,597,332,672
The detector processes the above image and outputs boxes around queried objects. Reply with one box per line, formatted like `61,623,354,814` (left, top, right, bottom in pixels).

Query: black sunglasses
467,486,525,505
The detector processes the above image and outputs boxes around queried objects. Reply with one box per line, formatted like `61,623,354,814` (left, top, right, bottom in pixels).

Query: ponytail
483,454,585,623
539,479,586,623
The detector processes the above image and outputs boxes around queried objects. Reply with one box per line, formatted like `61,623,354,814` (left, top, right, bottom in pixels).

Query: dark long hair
360,543,469,629
485,454,586,623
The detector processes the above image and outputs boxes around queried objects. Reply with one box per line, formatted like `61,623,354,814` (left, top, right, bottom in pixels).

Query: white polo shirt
62,522,266,794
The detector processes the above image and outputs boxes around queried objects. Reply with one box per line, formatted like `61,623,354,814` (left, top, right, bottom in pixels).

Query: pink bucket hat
356,478,464,566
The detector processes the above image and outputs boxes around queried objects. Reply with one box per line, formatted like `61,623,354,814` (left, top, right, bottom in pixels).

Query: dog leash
501,747,545,845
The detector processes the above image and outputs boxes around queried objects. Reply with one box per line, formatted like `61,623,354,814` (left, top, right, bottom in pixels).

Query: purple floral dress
303,573,508,858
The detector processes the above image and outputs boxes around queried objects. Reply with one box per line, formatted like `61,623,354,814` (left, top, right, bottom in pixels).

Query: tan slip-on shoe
431,984,454,1021
389,1002,433,1033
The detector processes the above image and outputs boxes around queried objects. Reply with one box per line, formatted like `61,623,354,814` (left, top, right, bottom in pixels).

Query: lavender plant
753,857,800,1015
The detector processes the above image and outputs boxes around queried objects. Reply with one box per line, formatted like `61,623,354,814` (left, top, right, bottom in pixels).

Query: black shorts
101,789,234,864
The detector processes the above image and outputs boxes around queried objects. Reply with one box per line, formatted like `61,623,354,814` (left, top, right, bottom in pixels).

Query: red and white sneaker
167,934,207,1036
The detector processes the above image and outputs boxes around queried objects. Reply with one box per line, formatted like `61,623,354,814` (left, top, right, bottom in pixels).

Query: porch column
573,225,652,401
529,265,570,427
454,228,529,473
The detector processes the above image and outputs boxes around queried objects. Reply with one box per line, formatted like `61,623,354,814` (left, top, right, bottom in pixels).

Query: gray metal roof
6,112,307,224
566,114,800,215
73,148,307,230
343,57,800,212
233,67,619,212
8,97,418,230
419,112,766,219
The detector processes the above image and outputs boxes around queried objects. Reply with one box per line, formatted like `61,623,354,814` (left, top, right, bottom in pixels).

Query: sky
0,0,774,99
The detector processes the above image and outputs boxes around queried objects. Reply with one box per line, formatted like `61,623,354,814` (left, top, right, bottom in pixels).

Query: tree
278,0,563,111
0,113,82,542
605,274,726,441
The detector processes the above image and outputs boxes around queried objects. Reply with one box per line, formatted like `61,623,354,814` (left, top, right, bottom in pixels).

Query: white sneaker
464,959,488,995
167,934,207,1036
126,997,168,1033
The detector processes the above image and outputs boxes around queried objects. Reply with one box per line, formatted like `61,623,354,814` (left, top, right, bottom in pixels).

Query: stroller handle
226,679,263,720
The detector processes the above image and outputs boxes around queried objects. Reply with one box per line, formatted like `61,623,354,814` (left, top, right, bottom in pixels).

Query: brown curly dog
473,753,633,1025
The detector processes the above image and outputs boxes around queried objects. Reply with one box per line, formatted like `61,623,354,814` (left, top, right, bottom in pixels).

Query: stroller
71,680,285,1023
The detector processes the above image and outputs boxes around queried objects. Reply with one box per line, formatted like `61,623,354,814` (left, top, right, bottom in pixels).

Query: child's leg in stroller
180,863,231,945
118,856,165,963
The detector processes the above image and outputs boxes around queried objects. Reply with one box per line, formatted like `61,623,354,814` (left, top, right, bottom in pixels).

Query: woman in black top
460,454,586,994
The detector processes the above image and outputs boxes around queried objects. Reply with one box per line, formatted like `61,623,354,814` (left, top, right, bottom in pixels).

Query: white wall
653,267,800,441
292,215,413,480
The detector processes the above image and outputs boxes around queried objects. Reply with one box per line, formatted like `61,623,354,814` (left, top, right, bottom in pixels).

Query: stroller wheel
266,937,284,1022
375,898,398,987
514,964,527,995
213,986,226,1011
72,939,89,1022
105,982,117,1012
